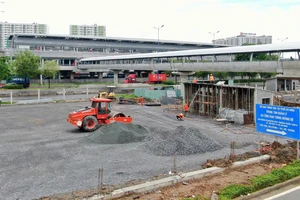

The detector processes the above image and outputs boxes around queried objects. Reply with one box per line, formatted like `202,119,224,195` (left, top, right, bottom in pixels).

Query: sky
1,0,300,43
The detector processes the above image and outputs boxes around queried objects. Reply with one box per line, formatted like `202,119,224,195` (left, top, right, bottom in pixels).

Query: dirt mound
85,123,149,144
141,126,223,156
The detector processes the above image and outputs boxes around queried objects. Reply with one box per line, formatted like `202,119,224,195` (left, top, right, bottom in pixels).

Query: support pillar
58,72,61,80
172,71,195,102
250,53,253,61
112,70,121,85
98,72,103,80
70,72,74,80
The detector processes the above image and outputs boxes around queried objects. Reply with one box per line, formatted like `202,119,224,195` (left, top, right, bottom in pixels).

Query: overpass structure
3,34,229,79
79,42,300,83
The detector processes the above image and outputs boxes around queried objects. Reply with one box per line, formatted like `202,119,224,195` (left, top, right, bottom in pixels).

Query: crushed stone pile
141,126,224,156
85,123,149,144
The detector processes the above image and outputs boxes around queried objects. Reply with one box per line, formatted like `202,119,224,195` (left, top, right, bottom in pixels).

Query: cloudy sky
1,0,300,43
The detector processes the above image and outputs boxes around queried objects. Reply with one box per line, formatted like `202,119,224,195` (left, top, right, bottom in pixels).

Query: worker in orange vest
192,78,197,83
184,102,189,116
176,113,184,121
209,74,215,83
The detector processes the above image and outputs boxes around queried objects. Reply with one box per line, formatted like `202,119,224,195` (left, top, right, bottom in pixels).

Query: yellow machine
98,86,116,100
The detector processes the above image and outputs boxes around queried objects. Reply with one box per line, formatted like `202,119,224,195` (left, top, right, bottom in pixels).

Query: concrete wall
282,61,300,76
255,89,274,105
266,79,277,91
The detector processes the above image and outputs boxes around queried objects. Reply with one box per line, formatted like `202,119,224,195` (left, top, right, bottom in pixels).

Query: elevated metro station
79,42,300,98
0,34,229,79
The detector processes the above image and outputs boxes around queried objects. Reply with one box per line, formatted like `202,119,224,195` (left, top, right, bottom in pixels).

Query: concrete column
57,60,59,65
69,60,71,66
70,72,74,80
58,72,61,80
250,53,253,61
213,55,217,62
297,51,300,60
173,71,195,101
284,79,287,91
98,72,103,80
112,70,121,85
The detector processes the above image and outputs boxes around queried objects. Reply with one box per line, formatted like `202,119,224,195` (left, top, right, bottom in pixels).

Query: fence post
63,88,66,101
10,90,12,104
86,87,89,99
38,89,40,101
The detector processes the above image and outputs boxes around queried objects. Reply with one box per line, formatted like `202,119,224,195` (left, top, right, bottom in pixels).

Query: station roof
80,42,300,61
8,33,229,47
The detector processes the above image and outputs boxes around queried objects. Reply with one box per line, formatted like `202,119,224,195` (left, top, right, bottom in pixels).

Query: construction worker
192,78,197,83
184,102,189,116
209,74,215,83
176,113,184,121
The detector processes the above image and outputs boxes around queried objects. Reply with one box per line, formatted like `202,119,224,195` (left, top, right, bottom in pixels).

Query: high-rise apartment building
69,24,106,37
0,22,48,49
214,32,272,46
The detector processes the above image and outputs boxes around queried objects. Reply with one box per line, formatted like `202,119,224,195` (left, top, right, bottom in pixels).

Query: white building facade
0,22,48,49
69,24,106,37
214,32,272,46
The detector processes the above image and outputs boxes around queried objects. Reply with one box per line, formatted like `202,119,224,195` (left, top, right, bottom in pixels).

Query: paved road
251,182,300,200
1,94,93,102
0,102,284,200
268,186,300,200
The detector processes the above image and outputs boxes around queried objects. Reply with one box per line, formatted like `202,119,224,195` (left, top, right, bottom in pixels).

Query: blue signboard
256,104,300,140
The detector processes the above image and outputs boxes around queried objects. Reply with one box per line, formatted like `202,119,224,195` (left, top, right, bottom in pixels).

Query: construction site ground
0,101,292,200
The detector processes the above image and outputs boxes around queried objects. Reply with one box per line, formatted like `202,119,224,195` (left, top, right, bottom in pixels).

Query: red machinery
148,74,166,84
123,73,167,84
67,98,132,132
123,74,136,83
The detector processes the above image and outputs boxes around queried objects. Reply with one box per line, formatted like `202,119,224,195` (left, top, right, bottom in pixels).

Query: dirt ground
39,141,297,200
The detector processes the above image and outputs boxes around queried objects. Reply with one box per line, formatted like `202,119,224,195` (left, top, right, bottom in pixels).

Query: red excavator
67,97,132,132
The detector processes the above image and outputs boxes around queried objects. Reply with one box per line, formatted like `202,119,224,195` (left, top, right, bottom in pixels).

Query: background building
69,24,106,37
0,22,48,49
214,32,272,46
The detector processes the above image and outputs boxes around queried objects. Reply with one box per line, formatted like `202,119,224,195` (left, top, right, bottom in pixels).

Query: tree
215,72,228,80
40,60,59,88
12,50,40,78
0,56,12,81
195,71,210,80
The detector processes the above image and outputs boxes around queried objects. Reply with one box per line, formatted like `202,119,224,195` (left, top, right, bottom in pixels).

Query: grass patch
116,94,137,99
0,101,14,105
218,161,300,200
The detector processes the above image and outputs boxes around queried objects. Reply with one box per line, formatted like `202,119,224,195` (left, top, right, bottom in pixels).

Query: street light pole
154,25,164,52
277,37,288,43
209,31,220,44
277,37,288,59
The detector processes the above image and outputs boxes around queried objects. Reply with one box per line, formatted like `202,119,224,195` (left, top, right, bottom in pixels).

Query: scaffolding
184,83,255,118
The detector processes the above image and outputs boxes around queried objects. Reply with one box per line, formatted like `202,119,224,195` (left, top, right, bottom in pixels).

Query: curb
85,155,271,200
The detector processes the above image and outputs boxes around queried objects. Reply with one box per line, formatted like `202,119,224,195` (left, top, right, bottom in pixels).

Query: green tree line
0,50,59,88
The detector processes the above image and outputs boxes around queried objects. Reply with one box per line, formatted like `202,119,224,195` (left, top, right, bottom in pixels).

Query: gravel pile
141,126,224,156
85,123,149,144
